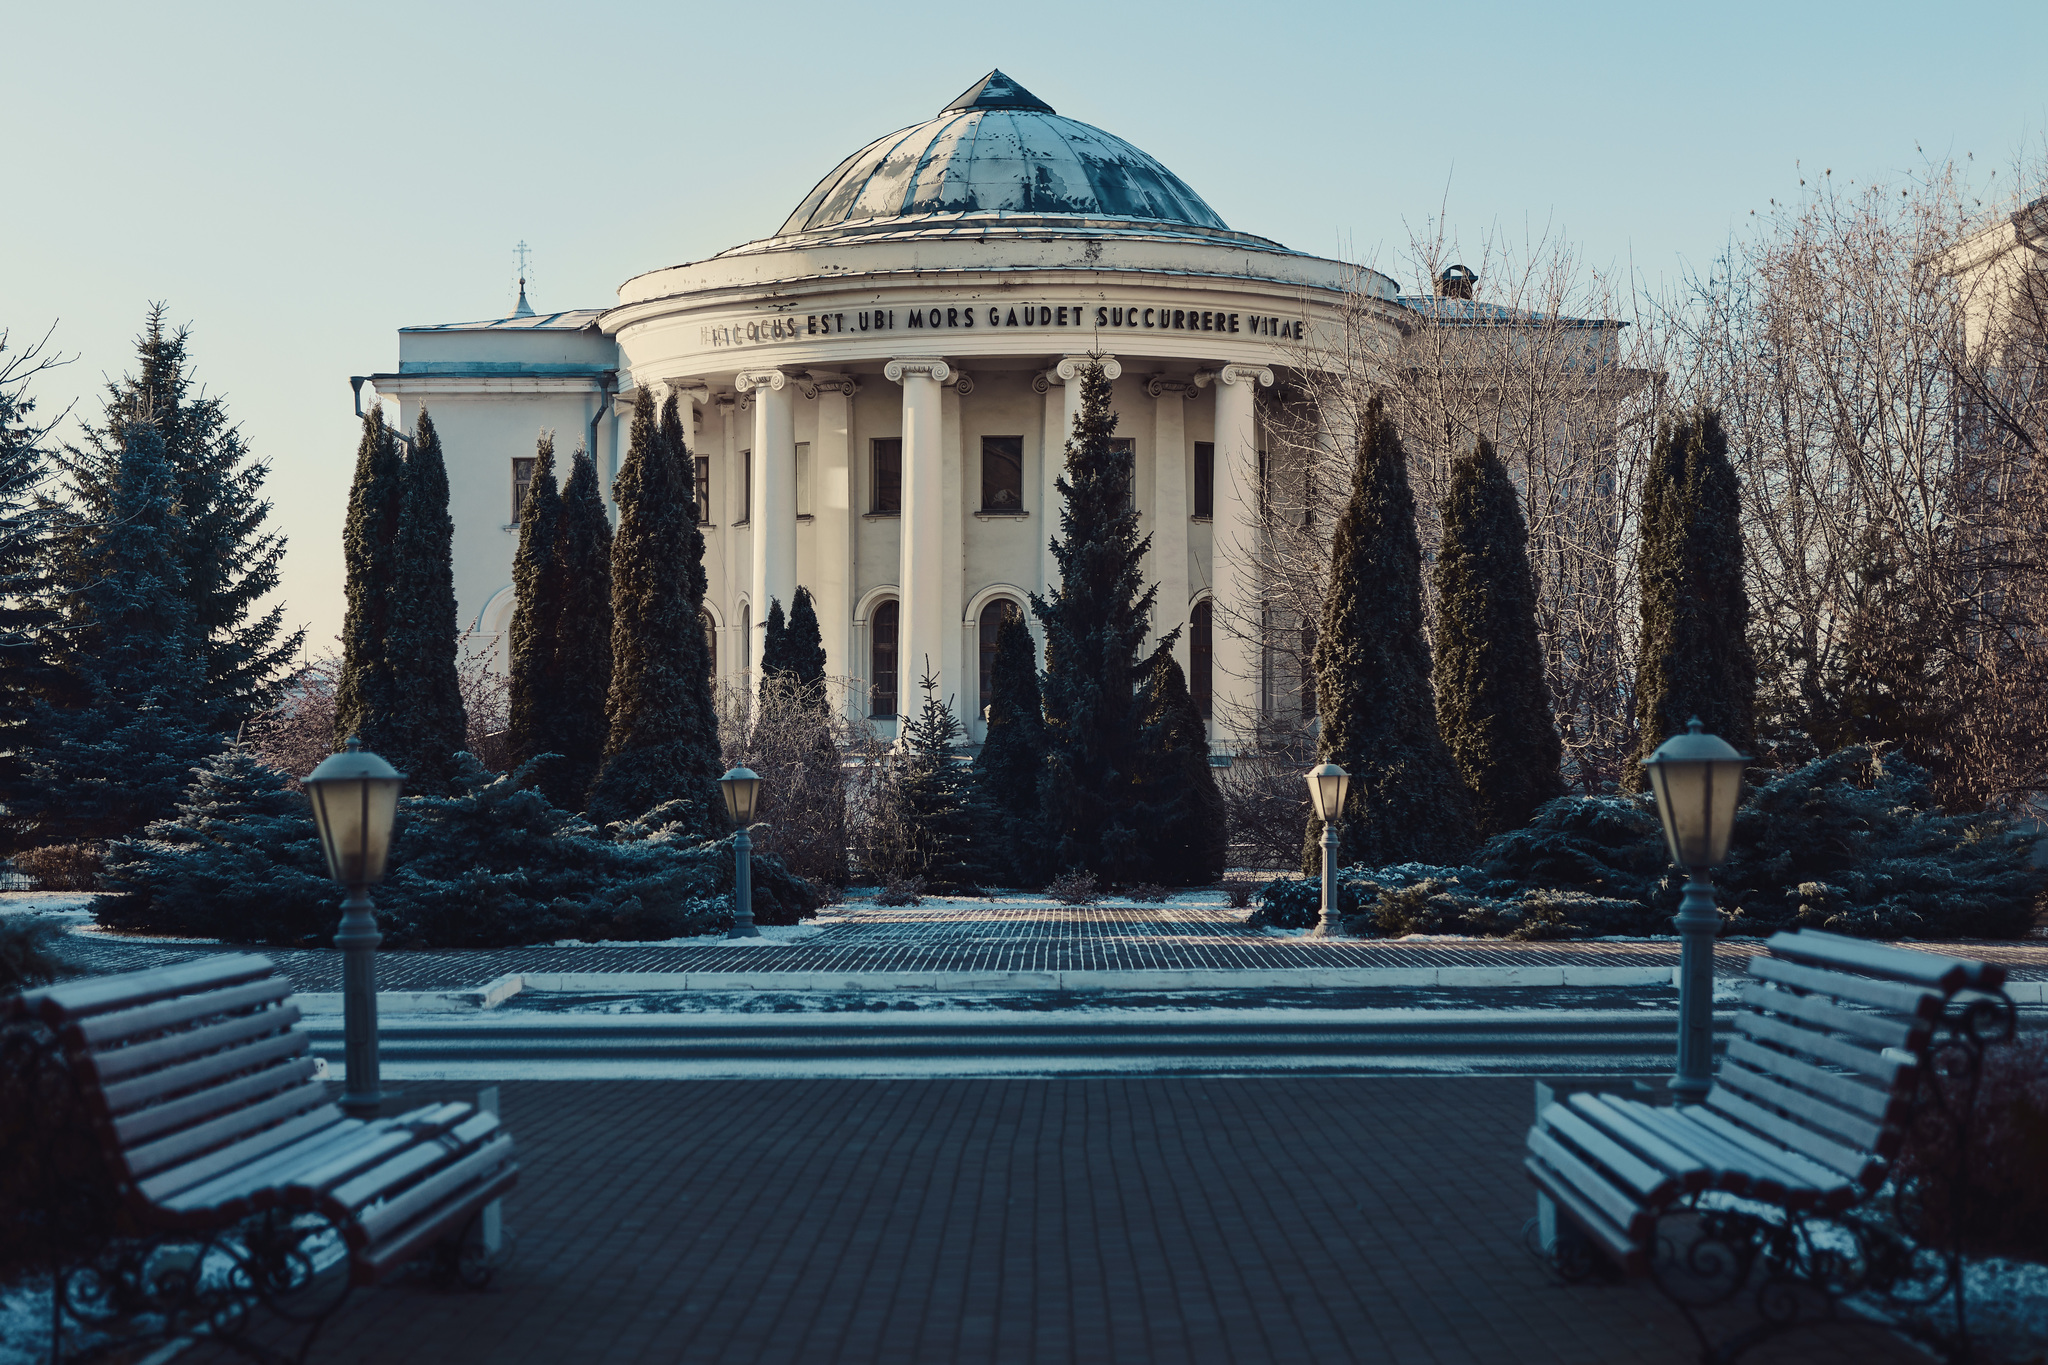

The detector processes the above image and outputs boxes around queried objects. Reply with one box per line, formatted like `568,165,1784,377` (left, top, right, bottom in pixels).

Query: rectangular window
795,441,812,517
1108,437,1137,512
694,456,712,524
511,456,536,522
980,435,1024,512
871,438,902,513
737,450,751,524
1193,441,1214,518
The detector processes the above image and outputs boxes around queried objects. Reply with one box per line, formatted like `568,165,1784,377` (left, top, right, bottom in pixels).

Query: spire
941,70,1054,116
512,278,536,318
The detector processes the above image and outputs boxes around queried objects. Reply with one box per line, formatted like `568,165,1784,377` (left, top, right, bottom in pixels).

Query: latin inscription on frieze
699,303,1304,349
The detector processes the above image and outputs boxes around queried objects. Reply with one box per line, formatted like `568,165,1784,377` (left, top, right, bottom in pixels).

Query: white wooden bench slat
1613,1100,1776,1198
1683,1108,1851,1208
1732,1012,1910,1085
100,1030,310,1116
1539,1104,1683,1202
113,1055,320,1148
1763,931,2004,993
1705,1089,1877,1184
73,979,295,1050
1525,1157,1648,1274
354,1134,516,1245
1567,1095,1711,1189
92,1003,304,1084
284,1105,475,1198
330,1117,500,1214
354,1165,521,1286
1740,982,1927,1052
1714,1060,1887,1151
1722,1037,1900,1124
26,954,277,1021
124,1070,333,1178
1746,956,1943,1019
163,1119,375,1214
137,1104,347,1205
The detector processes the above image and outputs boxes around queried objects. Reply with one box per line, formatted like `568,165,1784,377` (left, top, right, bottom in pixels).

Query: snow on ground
0,891,94,921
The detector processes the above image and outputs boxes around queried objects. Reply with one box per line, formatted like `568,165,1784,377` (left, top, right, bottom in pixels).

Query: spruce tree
384,410,467,794
1307,395,1473,869
0,333,62,839
1432,435,1565,838
506,433,565,786
52,307,299,731
1031,361,1157,882
334,410,405,758
1134,647,1226,885
586,393,722,828
890,666,983,891
552,447,615,811
781,587,829,696
26,423,218,842
1626,406,1755,787
970,611,1046,885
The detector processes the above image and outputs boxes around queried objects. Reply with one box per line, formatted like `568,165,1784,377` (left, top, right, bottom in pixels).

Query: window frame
736,449,752,524
977,598,1022,714
1190,600,1214,720
869,600,900,717
870,437,902,514
511,456,536,523
979,435,1025,513
1192,441,1214,518
694,456,712,525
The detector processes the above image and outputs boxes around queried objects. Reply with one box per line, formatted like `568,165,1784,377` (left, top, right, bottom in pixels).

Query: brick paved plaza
189,1077,1920,1365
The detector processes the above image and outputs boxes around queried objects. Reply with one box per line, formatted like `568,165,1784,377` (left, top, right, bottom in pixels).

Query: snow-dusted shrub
875,874,924,907
0,918,80,993
1892,1033,2048,1265
1247,876,1361,930
14,843,103,891
1047,869,1099,905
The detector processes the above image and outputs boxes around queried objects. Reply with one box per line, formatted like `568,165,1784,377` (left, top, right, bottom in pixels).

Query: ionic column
1036,354,1122,603
884,357,949,720
1147,376,1195,675
940,374,969,707
803,373,857,708
716,394,739,685
1203,362,1273,752
736,369,794,688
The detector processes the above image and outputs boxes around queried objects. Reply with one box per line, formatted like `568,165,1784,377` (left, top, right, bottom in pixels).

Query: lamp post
1641,717,1749,1105
304,737,405,1119
1305,762,1351,938
719,766,763,940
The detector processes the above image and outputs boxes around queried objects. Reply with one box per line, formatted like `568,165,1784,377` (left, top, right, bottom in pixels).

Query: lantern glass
304,739,405,886
1641,719,1748,870
1306,763,1350,822
720,766,762,826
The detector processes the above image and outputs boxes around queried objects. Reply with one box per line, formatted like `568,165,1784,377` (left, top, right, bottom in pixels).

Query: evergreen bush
553,447,615,810
334,410,406,758
384,410,468,794
1133,647,1226,885
860,669,984,892
507,433,566,792
0,331,62,842
0,916,80,993
969,611,1045,886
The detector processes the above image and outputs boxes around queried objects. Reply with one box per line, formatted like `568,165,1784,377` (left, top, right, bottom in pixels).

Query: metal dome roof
772,71,1230,240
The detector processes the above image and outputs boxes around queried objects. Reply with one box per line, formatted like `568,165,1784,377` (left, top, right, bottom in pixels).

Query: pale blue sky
4,0,2044,655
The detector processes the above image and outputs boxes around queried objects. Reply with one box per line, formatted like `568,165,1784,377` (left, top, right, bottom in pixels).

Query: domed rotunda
359,71,1404,748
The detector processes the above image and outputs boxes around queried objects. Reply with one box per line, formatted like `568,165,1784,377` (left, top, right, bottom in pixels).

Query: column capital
1146,375,1199,400
884,357,950,384
714,393,737,411
947,370,976,397
798,372,859,399
1053,354,1121,383
734,369,787,395
1216,363,1274,389
661,381,713,406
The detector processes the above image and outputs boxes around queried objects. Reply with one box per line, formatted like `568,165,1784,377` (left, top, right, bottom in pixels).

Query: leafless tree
717,676,853,890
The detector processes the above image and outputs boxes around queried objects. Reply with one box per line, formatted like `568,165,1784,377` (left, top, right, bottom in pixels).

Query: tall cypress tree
1307,395,1473,869
333,410,406,757
1031,361,1157,882
782,587,828,695
53,307,299,731
1135,647,1226,885
586,393,721,828
384,410,467,794
1626,406,1755,787
27,422,218,842
759,598,790,682
1432,435,1565,838
552,446,615,811
506,433,565,785
970,611,1046,885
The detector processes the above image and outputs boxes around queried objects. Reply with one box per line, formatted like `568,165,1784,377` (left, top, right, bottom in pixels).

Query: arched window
978,599,1021,715
870,601,899,718
1190,600,1213,719
740,605,751,678
701,610,717,680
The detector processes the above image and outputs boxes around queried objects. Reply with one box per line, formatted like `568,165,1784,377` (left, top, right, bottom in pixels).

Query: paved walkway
191,1077,1920,1365
46,894,2048,992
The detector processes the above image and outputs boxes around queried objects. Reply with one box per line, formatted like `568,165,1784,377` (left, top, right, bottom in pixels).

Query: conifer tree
552,447,615,810
0,332,62,837
384,410,467,794
888,666,983,891
1031,362,1157,882
970,611,1046,885
334,411,405,758
506,433,564,785
1134,647,1226,885
27,423,218,842
586,393,721,828
1307,395,1473,869
1432,435,1565,838
52,307,298,731
781,587,829,696
758,597,790,682
1626,406,1756,787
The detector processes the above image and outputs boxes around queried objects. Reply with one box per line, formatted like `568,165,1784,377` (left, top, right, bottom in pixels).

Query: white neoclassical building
357,71,1406,748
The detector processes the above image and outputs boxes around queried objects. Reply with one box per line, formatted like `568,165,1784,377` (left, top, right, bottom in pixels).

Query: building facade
358,71,1406,748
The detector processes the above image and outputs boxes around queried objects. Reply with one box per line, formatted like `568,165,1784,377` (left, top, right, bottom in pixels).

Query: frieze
698,302,1305,349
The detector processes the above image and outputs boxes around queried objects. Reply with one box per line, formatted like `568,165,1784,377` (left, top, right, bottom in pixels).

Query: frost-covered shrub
1891,1033,2048,1265
0,918,81,993
1125,882,1170,903
14,843,104,891
1247,876,1364,929
1047,869,1099,905
96,749,821,948
875,874,924,907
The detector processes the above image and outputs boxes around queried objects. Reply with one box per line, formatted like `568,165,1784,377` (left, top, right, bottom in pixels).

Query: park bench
4,952,518,1362
1525,927,2015,1361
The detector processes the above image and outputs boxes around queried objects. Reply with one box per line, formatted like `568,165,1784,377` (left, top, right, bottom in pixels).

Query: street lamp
1305,762,1351,938
1641,717,1749,1105
304,737,405,1119
718,766,763,940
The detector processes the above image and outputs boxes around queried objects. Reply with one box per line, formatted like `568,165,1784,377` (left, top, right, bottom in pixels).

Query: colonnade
665,353,1274,750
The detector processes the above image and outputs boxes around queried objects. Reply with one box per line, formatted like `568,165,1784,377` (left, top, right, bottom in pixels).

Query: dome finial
942,69,1054,115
